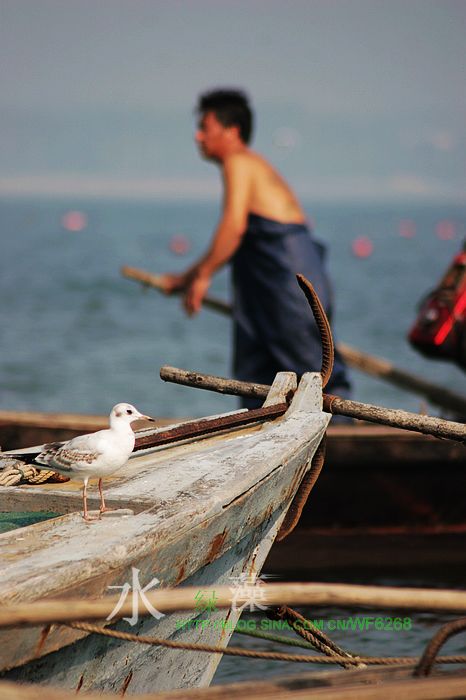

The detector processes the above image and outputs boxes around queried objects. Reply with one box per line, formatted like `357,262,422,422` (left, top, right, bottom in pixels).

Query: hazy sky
1,0,465,201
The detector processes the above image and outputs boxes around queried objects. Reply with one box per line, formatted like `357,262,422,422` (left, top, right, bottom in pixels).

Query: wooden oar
160,365,466,444
121,265,231,315
337,342,466,417
122,264,466,416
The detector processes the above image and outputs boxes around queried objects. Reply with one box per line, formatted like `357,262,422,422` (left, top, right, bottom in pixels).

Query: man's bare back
224,150,306,225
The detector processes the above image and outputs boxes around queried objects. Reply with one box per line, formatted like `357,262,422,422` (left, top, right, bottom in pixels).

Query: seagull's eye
126,409,133,415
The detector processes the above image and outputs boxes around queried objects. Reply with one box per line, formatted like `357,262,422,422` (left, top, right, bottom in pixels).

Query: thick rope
414,617,466,676
235,626,466,671
265,605,361,669
0,460,68,486
65,622,466,667
276,436,326,541
235,625,325,650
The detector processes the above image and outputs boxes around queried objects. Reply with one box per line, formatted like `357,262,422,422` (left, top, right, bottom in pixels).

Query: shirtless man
161,89,350,406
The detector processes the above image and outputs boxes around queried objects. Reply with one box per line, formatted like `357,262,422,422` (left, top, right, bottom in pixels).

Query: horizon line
0,174,465,206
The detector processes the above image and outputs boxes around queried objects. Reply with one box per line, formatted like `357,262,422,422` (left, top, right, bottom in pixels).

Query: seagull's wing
37,435,103,473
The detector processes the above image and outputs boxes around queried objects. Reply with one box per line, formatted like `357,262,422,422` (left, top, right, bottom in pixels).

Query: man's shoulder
223,150,269,175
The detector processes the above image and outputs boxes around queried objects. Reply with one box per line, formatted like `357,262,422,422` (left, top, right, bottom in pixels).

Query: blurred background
1,0,465,418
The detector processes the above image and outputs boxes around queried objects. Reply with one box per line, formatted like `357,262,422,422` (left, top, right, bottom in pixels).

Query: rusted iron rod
122,264,466,415
3,582,466,629
160,365,466,444
133,402,287,451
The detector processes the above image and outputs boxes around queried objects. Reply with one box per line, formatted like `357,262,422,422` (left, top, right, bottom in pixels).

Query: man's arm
161,155,252,315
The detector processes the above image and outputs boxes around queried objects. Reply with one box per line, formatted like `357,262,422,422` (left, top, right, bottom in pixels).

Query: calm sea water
1,197,465,419
1,197,466,684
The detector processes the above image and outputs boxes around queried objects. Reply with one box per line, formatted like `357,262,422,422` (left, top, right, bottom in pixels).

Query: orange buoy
61,211,87,232
352,236,374,258
436,220,456,241
169,234,190,255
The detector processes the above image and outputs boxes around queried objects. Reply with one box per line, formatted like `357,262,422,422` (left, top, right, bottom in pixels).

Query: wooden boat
2,407,465,573
0,372,329,694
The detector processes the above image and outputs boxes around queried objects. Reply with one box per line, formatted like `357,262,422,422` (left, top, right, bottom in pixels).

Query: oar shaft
338,342,466,417
323,394,466,443
2,582,466,628
121,265,231,315
160,365,466,444
160,365,269,399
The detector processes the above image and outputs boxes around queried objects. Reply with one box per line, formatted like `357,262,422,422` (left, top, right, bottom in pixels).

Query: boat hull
0,372,328,693
4,510,282,693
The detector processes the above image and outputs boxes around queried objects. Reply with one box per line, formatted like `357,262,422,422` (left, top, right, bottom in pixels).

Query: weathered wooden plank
2,669,466,699
0,406,279,514
262,372,296,407
137,672,466,699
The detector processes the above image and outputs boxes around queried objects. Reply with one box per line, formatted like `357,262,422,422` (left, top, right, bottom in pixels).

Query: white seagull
35,403,152,521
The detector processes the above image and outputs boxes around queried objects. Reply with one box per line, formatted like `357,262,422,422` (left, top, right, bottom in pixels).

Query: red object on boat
408,243,466,370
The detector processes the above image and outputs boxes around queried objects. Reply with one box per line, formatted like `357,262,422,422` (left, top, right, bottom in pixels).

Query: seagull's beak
132,413,156,428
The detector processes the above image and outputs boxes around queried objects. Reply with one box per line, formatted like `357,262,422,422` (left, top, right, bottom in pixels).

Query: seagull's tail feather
0,442,64,465
0,450,42,464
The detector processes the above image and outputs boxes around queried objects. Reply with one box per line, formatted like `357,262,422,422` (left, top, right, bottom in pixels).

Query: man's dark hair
196,89,253,144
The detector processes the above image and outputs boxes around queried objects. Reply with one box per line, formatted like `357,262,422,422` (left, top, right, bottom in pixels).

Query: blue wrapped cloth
231,213,351,408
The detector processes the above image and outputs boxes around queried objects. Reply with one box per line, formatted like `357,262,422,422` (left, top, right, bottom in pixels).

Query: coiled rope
0,458,68,486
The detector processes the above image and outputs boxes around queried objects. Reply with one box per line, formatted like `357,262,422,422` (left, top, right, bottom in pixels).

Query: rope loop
266,604,361,669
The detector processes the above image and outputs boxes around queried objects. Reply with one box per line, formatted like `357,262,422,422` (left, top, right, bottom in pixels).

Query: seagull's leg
82,478,90,520
98,478,113,514
82,478,98,522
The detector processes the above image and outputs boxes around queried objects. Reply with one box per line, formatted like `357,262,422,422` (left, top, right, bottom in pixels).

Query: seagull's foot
99,506,114,514
82,512,100,522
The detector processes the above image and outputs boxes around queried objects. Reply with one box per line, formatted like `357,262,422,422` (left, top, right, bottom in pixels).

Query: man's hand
158,272,191,294
184,272,211,316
